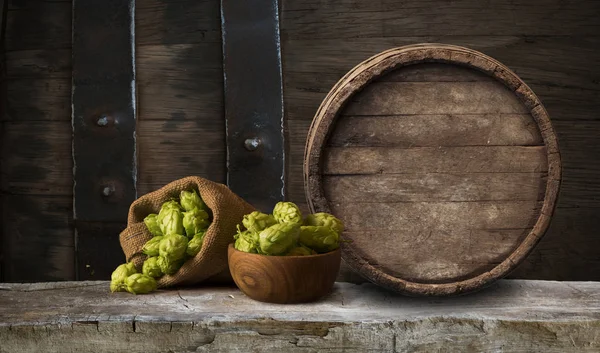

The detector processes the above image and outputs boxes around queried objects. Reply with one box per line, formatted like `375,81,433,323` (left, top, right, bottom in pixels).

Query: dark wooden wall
1,0,599,282
0,0,225,282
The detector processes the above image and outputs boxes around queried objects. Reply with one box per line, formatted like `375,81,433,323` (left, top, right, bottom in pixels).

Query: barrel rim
303,43,562,296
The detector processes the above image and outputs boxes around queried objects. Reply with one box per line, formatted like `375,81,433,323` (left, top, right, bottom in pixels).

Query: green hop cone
304,213,344,234
157,200,183,217
258,222,300,255
142,256,163,278
180,189,209,213
186,232,206,257
110,262,137,292
142,236,163,257
242,211,277,234
125,273,157,295
299,226,340,253
157,256,183,275
143,214,163,236
183,208,210,238
272,202,303,225
234,228,259,253
159,234,188,262
157,208,184,236
286,245,316,256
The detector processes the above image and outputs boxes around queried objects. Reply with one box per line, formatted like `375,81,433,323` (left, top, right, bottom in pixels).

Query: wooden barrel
304,44,561,296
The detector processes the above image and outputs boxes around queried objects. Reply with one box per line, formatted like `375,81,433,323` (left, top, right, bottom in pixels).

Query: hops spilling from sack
233,202,344,256
111,189,211,294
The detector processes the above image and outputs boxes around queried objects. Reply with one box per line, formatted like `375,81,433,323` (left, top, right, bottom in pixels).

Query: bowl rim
227,243,340,259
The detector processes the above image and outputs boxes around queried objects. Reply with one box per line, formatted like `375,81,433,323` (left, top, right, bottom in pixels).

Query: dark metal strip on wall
72,0,137,280
220,0,285,213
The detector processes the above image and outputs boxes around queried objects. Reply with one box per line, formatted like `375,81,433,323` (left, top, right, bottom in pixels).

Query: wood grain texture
1,1,74,282
228,244,341,304
1,195,74,282
281,0,600,38
303,45,560,295
5,2,71,51
0,121,72,195
324,146,548,174
329,114,542,147
5,49,71,79
344,82,528,116
135,1,226,196
137,120,226,195
4,78,70,121
324,173,546,203
136,0,221,45
2,281,600,353
136,43,224,120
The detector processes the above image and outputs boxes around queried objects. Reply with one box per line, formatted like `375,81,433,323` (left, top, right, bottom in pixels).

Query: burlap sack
119,176,256,288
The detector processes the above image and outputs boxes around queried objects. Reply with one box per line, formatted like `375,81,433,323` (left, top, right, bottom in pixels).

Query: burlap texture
119,176,256,288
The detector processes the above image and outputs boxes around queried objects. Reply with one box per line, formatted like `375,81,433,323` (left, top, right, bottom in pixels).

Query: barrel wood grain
324,174,547,203
304,44,561,295
343,82,529,116
342,228,530,283
328,114,542,147
324,146,548,174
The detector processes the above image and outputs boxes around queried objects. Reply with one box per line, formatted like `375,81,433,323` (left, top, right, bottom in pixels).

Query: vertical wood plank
72,0,137,280
220,0,285,212
0,0,7,281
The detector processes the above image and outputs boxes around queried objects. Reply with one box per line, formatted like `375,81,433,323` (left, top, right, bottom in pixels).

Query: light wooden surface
1,280,600,352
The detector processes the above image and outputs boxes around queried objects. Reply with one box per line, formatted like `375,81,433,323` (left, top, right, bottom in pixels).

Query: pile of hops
110,189,211,294
234,201,344,256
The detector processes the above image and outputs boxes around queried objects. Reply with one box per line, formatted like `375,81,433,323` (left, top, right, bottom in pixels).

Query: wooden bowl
227,244,341,304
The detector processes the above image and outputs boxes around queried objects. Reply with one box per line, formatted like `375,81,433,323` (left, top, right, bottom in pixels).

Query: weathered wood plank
4,78,70,121
343,82,528,116
329,114,543,147
137,120,226,195
324,173,546,203
136,0,221,45
281,0,600,38
324,146,548,174
1,195,74,282
136,78,223,121
332,201,541,232
343,228,528,282
5,2,71,51
0,121,72,195
2,281,600,352
5,49,71,79
136,43,222,84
